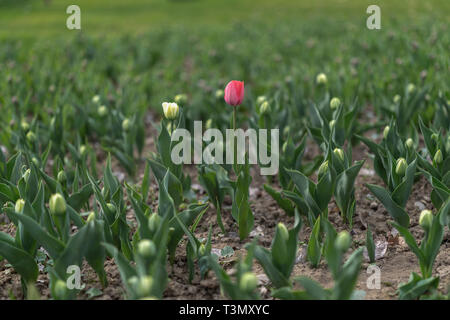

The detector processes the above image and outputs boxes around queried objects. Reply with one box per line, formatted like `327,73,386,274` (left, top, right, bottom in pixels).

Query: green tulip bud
407,83,416,94
215,89,224,99
137,276,153,297
79,145,87,156
162,102,179,120
26,131,36,142
21,121,30,132
106,202,116,214
419,210,433,230
256,96,267,105
282,141,288,153
431,133,438,142
138,240,156,258
330,97,341,110
318,160,329,176
383,126,390,139
86,211,96,223
49,193,66,216
32,157,40,167
393,94,401,104
122,118,130,131
433,149,443,165
239,272,258,292
54,280,67,298
22,169,31,183
97,105,107,117
316,73,328,85
205,119,213,130
148,212,161,233
329,120,336,129
333,148,345,162
198,244,206,256
260,101,270,115
174,94,187,105
92,95,100,104
405,138,414,150
283,126,290,137
15,198,25,213
276,223,289,242
395,158,407,176
57,170,66,184
336,231,351,251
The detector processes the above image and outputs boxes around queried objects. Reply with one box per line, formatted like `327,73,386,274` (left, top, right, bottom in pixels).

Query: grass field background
1,0,449,39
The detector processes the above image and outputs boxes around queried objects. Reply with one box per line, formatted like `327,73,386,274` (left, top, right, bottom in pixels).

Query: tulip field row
0,10,449,300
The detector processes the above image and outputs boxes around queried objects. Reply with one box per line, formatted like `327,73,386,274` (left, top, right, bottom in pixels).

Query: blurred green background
1,0,449,39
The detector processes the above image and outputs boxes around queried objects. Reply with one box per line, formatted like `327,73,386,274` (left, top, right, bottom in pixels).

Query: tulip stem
233,106,237,174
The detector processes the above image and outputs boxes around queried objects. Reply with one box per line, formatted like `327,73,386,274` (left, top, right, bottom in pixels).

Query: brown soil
0,112,449,300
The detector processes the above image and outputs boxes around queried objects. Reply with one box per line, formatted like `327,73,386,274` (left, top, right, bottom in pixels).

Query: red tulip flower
224,80,244,106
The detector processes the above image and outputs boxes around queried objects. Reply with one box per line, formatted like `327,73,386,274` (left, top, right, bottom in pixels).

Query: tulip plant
272,220,364,300
391,204,448,299
416,118,450,210
360,122,418,227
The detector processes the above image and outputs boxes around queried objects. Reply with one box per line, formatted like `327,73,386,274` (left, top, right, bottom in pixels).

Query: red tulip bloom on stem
224,80,245,106
224,80,244,174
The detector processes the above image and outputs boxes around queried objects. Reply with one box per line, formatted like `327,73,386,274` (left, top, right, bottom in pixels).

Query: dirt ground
1,112,449,300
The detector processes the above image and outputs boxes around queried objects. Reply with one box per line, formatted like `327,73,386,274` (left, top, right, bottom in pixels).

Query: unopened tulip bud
57,170,66,184
383,126,390,139
405,138,414,150
316,73,328,85
26,131,36,142
419,210,433,230
318,160,329,176
162,102,179,120
97,105,107,117
330,97,341,110
86,211,96,223
15,199,25,213
256,96,267,105
239,272,258,292
79,145,87,156
260,101,270,115
407,83,416,94
333,148,345,162
283,126,290,137
277,223,289,242
205,119,213,130
282,141,288,153
433,149,442,165
138,240,156,258
137,276,153,297
215,89,224,99
22,169,31,183
21,121,30,132
431,133,438,142
198,244,206,256
395,158,407,176
122,118,130,131
92,95,100,104
106,203,116,214
32,157,40,167
148,213,161,233
54,280,67,298
336,231,351,251
393,95,401,104
174,94,187,105
329,120,336,129
49,193,66,216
